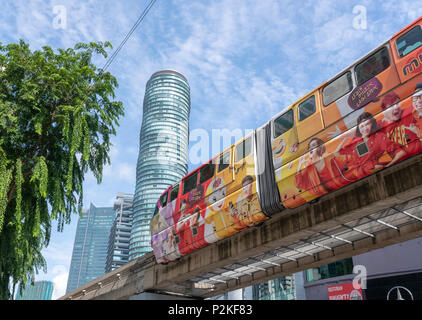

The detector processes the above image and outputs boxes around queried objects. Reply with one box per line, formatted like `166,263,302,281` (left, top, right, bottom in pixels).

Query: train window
355,47,390,85
183,172,198,195
274,109,293,138
396,25,422,58
298,95,316,121
235,137,252,162
159,191,168,207
218,151,230,172
322,72,353,106
170,184,179,202
199,162,215,184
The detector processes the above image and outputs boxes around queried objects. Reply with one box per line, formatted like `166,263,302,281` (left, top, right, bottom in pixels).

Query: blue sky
1,0,421,299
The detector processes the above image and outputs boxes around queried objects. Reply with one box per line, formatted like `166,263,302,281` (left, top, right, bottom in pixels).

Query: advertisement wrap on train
150,17,422,264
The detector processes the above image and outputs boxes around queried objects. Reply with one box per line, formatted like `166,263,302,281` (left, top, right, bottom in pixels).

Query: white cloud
153,0,301,133
42,242,73,267
102,142,135,184
51,265,69,300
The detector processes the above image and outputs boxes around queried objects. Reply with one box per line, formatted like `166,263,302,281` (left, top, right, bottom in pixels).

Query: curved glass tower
129,70,190,260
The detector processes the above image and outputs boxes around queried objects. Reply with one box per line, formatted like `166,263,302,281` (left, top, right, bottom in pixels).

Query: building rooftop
149,69,189,84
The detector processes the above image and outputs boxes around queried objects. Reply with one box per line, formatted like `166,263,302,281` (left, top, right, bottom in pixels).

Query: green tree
0,40,124,299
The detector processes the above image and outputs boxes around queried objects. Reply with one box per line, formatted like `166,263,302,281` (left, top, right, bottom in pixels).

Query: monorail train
150,17,422,264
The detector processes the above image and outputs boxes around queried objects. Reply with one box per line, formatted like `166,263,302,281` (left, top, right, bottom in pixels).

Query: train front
150,190,181,264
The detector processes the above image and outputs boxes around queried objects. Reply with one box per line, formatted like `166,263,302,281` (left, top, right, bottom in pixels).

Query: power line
103,0,157,71
102,0,157,71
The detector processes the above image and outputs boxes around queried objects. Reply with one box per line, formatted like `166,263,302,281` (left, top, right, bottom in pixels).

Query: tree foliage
0,40,124,299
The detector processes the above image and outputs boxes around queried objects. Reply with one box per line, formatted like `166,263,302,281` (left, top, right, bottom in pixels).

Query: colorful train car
150,17,422,264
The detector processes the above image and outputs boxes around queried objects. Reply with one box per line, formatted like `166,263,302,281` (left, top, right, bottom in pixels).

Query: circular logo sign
387,286,414,300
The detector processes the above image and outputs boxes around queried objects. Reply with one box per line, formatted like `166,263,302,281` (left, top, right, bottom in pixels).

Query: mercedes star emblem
387,286,414,300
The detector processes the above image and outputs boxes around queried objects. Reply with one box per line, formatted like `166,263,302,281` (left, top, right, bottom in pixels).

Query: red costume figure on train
411,83,422,140
175,184,207,254
379,92,422,159
295,137,356,197
340,112,406,180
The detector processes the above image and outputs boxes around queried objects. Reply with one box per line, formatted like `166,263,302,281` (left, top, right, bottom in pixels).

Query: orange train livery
151,16,422,264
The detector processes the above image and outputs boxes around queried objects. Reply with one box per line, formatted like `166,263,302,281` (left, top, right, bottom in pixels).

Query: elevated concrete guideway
60,154,422,300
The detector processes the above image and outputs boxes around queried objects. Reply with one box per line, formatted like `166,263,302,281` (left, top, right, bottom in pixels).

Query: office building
130,70,190,260
106,193,134,273
66,203,115,294
15,280,55,300
209,273,305,300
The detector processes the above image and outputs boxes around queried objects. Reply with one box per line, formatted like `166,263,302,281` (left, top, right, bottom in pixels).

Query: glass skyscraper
130,70,190,260
15,280,55,300
106,192,133,273
66,203,115,294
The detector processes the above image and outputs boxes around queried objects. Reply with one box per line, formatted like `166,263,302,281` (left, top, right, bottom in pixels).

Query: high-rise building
209,272,305,301
251,275,297,300
15,280,55,300
106,193,134,273
66,203,115,294
130,70,190,260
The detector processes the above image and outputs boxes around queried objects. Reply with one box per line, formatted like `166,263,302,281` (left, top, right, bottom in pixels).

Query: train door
176,170,200,255
150,188,174,263
267,109,307,210
159,185,176,227
271,108,299,171
194,160,216,249
232,134,267,228
203,148,235,243
165,183,182,261
390,19,422,93
151,189,170,236
233,135,254,184
213,147,234,194
168,183,180,223
276,92,328,209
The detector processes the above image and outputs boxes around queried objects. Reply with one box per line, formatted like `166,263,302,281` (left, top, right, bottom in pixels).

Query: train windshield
159,191,168,207
153,204,159,217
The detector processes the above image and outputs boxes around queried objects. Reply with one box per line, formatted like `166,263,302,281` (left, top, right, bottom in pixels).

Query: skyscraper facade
66,203,115,294
15,280,55,300
130,70,190,260
106,192,134,273
251,275,296,300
